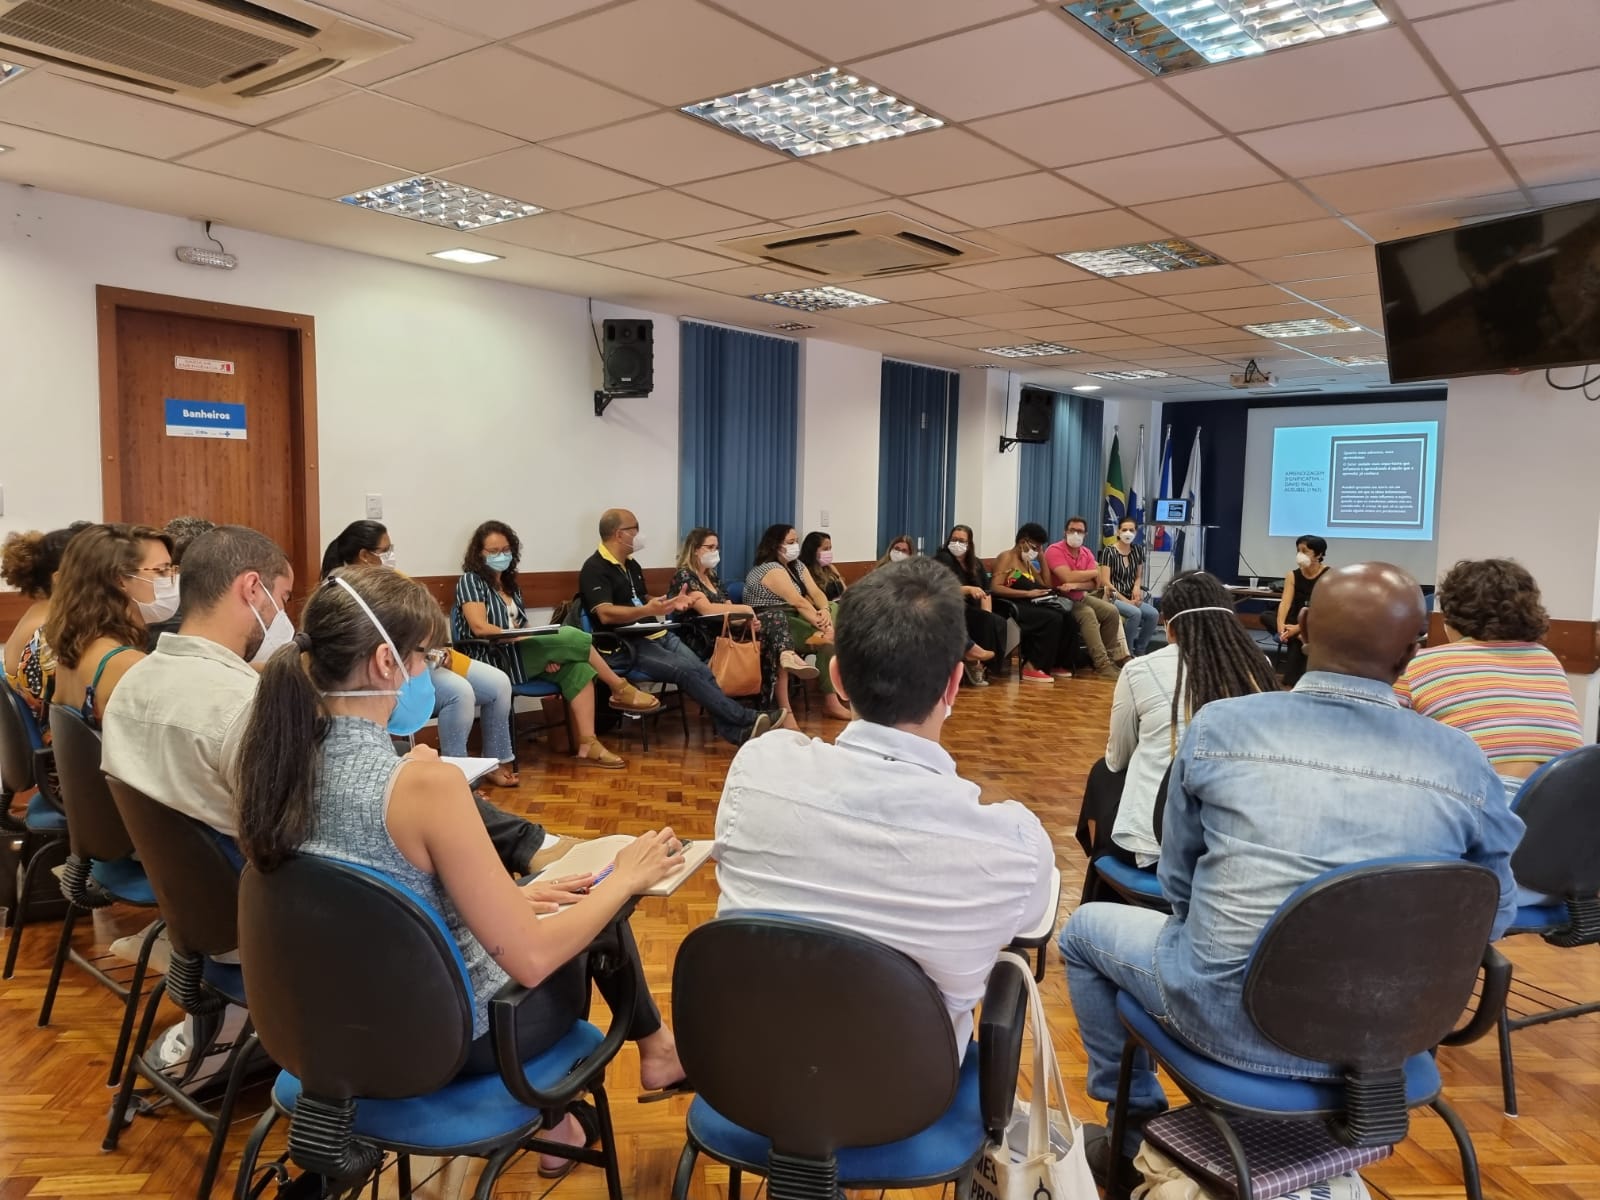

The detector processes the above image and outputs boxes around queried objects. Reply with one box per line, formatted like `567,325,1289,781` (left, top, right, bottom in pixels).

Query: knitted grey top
299,716,507,1037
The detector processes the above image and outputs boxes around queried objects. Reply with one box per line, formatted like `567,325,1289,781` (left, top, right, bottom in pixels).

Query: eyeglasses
422,648,451,669
129,565,177,580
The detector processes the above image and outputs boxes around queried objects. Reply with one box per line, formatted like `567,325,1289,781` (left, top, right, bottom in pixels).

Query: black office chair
1085,765,1172,912
0,677,68,977
234,856,634,1200
42,705,161,1088
579,607,689,750
103,778,257,1200
669,914,1028,1200
1490,747,1600,1115
1107,860,1509,1200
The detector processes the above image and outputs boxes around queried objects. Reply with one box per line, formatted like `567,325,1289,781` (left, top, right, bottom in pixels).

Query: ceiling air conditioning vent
0,0,407,104
719,213,998,282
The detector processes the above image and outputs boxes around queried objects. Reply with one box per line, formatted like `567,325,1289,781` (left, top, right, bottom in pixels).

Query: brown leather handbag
708,615,761,697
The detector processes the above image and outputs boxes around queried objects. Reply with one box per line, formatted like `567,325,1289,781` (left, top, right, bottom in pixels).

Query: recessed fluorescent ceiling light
430,248,503,264
982,343,1080,358
1243,317,1362,338
965,363,1006,369
682,67,942,158
770,321,814,331
1061,0,1389,76
0,62,26,87
340,176,542,231
753,285,886,312
1058,239,1220,277
1071,384,1102,391
1086,369,1173,380
1325,353,1387,366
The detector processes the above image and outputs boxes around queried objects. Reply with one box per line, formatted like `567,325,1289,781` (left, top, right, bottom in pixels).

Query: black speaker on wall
1015,386,1055,443
601,319,654,396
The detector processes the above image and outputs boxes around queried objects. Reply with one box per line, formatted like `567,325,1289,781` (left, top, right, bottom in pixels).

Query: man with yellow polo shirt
579,508,779,746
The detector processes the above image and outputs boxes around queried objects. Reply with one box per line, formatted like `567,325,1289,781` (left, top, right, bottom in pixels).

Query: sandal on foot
638,1077,695,1104
485,766,520,788
779,651,819,680
609,682,662,713
537,1100,601,1178
576,738,625,769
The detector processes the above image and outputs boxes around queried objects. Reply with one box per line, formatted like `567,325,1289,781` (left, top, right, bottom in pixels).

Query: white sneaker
149,1019,191,1069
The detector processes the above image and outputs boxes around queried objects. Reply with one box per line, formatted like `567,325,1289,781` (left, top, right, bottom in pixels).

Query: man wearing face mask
1045,516,1127,679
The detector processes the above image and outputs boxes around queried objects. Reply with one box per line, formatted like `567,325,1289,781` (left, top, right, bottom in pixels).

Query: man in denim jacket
1060,562,1524,1177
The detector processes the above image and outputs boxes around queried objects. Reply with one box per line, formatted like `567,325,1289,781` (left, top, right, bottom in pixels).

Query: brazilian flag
1102,433,1126,548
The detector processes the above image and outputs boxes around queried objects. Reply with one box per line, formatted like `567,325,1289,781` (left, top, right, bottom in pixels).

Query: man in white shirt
715,556,1056,1054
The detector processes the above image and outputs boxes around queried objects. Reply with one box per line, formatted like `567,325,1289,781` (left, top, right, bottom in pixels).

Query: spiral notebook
534,833,713,898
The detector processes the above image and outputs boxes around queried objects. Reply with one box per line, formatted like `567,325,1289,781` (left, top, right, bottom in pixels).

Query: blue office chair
234,856,633,1200
669,914,1028,1200
578,607,688,750
1086,765,1172,912
1106,859,1509,1200
0,676,69,979
449,612,574,760
1490,747,1600,1115
725,580,745,604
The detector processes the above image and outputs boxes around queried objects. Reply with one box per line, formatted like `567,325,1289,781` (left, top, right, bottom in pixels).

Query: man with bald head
1059,562,1523,1182
579,508,780,745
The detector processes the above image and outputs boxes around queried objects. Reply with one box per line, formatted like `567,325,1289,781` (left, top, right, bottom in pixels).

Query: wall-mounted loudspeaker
601,319,654,396
1014,386,1054,443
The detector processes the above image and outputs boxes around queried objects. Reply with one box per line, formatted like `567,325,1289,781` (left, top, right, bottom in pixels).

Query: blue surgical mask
322,576,438,737
485,551,513,573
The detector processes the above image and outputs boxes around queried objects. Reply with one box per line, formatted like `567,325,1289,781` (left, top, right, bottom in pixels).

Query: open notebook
442,757,499,787
535,833,713,898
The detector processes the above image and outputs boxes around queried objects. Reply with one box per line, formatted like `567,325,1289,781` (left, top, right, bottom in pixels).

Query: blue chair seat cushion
272,1020,604,1151
510,679,561,698
24,792,66,833
1093,856,1166,899
91,856,155,906
1507,903,1568,934
1115,992,1440,1115
201,959,247,1006
686,1040,985,1186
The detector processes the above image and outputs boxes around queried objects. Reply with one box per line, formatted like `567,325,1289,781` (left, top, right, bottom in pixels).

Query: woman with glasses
45,523,176,724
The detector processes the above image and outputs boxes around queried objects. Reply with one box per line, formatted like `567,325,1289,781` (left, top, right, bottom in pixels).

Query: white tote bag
967,952,1099,1200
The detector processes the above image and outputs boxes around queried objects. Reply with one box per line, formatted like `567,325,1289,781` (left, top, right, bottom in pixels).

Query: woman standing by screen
1269,534,1326,686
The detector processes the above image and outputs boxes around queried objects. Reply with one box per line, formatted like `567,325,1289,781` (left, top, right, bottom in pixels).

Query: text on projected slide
1269,421,1438,541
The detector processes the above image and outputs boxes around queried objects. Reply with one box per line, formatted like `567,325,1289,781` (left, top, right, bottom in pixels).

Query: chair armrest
977,962,1028,1141
488,913,640,1110
1441,946,1512,1048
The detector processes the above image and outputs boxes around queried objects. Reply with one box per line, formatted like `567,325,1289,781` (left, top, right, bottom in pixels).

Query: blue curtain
1017,390,1104,534
679,322,799,577
877,361,959,556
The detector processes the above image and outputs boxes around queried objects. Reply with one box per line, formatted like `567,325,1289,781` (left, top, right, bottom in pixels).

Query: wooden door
97,287,319,592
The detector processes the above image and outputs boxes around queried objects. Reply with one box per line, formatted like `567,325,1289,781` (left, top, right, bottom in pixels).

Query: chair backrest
672,914,960,1159
1509,746,1600,899
238,855,473,1100
105,777,238,958
0,676,39,794
48,705,133,862
725,580,745,604
1245,859,1499,1070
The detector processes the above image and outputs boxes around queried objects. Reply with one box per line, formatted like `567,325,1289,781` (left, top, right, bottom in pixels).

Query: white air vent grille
720,213,997,282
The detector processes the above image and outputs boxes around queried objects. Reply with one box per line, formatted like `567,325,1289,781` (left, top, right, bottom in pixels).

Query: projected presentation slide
1269,421,1439,541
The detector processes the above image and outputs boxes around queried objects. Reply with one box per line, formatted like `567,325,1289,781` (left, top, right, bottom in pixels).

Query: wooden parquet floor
3,675,1599,1199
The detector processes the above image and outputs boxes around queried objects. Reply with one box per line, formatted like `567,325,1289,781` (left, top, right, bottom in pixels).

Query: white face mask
1296,552,1312,569
1119,529,1136,544
378,549,397,570
1065,532,1085,549
889,549,909,563
628,530,647,555
250,585,296,665
128,574,180,624
948,540,969,557
700,549,721,570
782,542,800,563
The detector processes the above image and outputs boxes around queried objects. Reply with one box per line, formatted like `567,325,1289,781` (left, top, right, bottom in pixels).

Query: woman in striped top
1395,558,1582,794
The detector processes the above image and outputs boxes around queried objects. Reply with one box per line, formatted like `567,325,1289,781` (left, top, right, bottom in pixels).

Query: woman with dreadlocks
1091,572,1280,874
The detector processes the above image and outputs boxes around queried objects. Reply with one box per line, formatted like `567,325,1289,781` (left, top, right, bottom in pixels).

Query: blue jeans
432,658,514,763
1059,903,1170,1153
1114,598,1159,655
626,631,757,745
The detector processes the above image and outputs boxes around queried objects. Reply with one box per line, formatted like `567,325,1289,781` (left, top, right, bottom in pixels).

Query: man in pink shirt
1044,516,1126,679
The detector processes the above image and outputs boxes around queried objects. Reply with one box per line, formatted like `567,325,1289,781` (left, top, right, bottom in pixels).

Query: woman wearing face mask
873,534,916,569
1099,516,1159,655
671,528,814,714
799,532,846,602
45,524,176,724
235,568,690,1170
322,521,521,788
745,524,851,721
991,522,1078,684
935,524,1010,682
453,521,659,771
1268,534,1327,686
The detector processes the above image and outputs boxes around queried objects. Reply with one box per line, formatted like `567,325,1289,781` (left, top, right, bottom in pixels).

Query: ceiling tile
974,84,1221,168
1304,151,1521,213
823,302,940,324
937,331,1034,349
1007,323,1109,342
815,127,1032,194
445,144,652,209
1416,0,1600,91
1172,285,1303,311
1392,0,1481,15
1249,247,1380,282
1063,140,1283,206
478,212,651,254
936,257,1094,290
1203,219,1370,262
681,162,886,219
1465,69,1600,145
1207,303,1329,325
1503,132,1600,188
1165,28,1444,132
1061,298,1185,321
268,91,520,173
1064,334,1159,351
685,264,831,296
1005,280,1144,306
412,0,616,39
377,46,652,143
0,72,241,159
515,0,818,106
910,173,1105,227
571,190,759,238
584,242,742,276
967,309,1065,330
1118,264,1263,295
851,11,1144,122
916,292,1043,316
783,199,970,233
1242,98,1485,178
1286,275,1378,301
1108,313,1229,334
334,11,488,87
716,0,1032,61
177,131,398,197
987,210,1167,255
1165,327,1275,346
546,112,788,186
1134,183,1329,237
886,317,989,336
854,274,981,302
674,222,785,255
